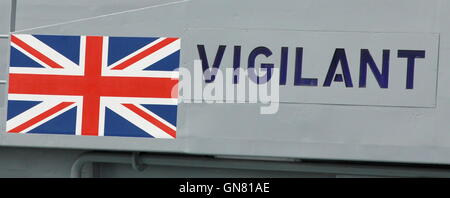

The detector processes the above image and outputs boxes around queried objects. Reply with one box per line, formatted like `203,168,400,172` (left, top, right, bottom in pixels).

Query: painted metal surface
0,0,11,34
0,0,449,165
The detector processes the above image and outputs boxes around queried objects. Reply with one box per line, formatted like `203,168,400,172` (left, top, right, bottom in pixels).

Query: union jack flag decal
7,34,180,138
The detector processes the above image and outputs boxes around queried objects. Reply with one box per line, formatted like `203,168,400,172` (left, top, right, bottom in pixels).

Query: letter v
197,45,226,83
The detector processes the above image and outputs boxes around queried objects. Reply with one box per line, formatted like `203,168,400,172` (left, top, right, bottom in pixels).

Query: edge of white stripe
103,98,175,138
108,37,166,69
123,39,180,72
133,103,176,131
7,94,82,133
13,34,80,70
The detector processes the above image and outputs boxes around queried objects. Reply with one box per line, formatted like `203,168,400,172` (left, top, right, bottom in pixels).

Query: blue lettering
279,47,288,85
359,49,390,88
397,50,425,89
294,47,318,86
197,45,226,83
233,46,241,84
248,46,274,84
323,48,353,87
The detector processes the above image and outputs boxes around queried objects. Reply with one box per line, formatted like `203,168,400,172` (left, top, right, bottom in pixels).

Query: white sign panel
183,29,439,107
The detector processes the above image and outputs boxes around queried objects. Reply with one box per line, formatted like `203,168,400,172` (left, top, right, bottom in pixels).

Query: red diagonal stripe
122,103,176,138
8,102,75,133
111,37,178,70
11,35,64,69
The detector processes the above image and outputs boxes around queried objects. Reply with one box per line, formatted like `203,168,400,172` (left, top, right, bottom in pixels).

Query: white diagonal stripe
13,34,80,70
105,101,174,139
108,37,166,69
7,94,82,133
123,39,180,72
6,100,78,133
133,103,176,131
11,42,51,69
